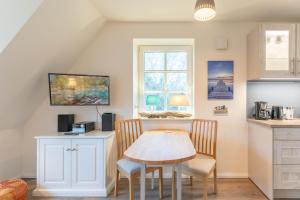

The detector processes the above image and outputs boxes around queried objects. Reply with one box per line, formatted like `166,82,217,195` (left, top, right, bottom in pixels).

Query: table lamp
168,94,190,111
146,95,159,112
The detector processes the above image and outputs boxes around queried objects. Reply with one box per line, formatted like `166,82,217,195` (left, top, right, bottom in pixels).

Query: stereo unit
58,114,75,132
72,121,95,133
102,113,116,131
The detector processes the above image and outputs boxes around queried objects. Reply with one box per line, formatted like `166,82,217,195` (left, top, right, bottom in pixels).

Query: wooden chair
181,119,218,200
114,119,163,200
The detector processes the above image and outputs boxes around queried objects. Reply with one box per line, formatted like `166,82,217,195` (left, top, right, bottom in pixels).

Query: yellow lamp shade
168,95,190,106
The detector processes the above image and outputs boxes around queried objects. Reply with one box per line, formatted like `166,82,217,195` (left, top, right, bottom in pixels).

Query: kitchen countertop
248,118,300,128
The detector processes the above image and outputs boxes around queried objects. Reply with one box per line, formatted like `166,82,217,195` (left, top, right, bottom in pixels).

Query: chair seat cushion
182,155,216,176
0,179,28,200
117,159,143,175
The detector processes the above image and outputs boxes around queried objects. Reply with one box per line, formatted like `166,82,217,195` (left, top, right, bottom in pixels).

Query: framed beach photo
208,61,234,100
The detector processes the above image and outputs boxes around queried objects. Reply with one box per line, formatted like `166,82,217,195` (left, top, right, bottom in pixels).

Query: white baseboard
217,173,248,179
21,173,36,179
32,188,110,197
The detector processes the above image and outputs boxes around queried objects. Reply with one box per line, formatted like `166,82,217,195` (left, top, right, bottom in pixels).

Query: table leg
176,164,182,200
172,166,177,200
140,164,146,200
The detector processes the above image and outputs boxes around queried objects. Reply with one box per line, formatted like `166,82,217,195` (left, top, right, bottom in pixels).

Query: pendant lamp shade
194,0,216,21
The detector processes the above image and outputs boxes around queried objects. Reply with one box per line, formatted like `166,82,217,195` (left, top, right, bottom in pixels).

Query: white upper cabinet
297,24,300,76
247,23,300,80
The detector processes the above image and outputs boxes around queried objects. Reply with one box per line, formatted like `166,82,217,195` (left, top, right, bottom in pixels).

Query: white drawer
274,141,300,164
274,165,300,189
274,128,300,141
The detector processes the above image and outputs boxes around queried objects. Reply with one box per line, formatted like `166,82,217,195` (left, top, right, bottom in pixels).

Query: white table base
140,164,183,200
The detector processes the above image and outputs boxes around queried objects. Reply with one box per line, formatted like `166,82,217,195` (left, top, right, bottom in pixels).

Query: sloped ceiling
0,0,43,53
0,0,106,129
92,0,300,22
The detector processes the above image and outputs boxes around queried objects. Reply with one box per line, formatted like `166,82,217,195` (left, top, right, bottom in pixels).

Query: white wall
0,129,22,180
22,22,255,178
0,0,43,53
0,0,106,130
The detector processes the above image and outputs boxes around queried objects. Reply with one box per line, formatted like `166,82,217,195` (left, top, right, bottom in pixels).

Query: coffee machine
255,101,271,120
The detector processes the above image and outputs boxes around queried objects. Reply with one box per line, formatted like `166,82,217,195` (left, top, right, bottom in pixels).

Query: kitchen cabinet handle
297,59,300,74
290,58,295,75
66,148,72,151
71,148,78,151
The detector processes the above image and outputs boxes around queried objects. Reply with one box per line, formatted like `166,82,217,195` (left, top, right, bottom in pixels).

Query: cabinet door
71,139,104,189
274,165,300,189
261,24,296,77
296,24,300,76
39,139,72,189
274,141,300,164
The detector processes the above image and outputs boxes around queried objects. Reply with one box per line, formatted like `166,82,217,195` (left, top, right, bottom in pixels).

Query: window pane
144,52,165,70
144,73,164,91
265,31,289,71
167,52,187,70
166,73,187,91
144,93,165,111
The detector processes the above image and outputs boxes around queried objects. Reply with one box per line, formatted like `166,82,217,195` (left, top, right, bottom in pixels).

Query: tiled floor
26,178,267,200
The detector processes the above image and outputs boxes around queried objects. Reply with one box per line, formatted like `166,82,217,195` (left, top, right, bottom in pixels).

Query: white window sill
139,117,193,121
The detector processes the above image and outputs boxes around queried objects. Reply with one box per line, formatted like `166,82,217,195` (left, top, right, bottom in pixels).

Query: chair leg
172,168,176,200
159,168,163,199
114,169,120,197
151,171,155,190
190,176,193,186
214,167,217,194
129,175,135,200
203,176,208,200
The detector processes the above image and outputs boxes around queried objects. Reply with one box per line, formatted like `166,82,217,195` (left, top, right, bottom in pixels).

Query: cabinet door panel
39,139,72,189
72,139,104,189
261,24,296,77
274,165,300,189
274,141,300,164
297,24,300,76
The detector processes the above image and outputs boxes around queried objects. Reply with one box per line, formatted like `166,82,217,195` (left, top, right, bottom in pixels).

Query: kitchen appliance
72,121,95,133
284,107,294,120
271,106,284,120
255,101,271,120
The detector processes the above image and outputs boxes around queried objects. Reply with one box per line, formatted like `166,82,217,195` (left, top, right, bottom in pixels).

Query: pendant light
194,0,216,21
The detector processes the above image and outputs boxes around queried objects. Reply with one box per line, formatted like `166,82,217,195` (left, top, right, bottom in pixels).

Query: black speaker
102,113,116,131
58,114,75,132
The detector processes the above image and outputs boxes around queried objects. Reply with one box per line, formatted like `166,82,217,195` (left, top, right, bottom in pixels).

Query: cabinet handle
66,148,72,151
71,148,78,151
290,58,295,75
297,59,300,74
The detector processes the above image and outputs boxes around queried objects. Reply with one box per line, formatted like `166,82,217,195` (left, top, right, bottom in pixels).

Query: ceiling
91,0,300,22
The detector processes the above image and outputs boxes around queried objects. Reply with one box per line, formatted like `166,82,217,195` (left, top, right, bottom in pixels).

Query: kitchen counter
248,118,300,128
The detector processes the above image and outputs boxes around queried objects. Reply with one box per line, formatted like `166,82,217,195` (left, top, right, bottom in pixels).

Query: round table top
124,131,196,165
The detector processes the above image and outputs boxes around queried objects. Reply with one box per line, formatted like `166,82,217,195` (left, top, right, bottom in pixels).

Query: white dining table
124,130,196,200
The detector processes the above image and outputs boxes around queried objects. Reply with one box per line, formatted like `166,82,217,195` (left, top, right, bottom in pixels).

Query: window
138,45,193,113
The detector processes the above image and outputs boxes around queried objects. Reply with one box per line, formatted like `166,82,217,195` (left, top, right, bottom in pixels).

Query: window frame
138,45,194,114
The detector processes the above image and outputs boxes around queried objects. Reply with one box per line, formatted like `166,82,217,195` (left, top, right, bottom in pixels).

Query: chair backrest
190,119,218,158
115,119,143,160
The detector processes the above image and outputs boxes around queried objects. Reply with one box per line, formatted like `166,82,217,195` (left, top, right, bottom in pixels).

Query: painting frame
48,73,110,106
208,61,234,100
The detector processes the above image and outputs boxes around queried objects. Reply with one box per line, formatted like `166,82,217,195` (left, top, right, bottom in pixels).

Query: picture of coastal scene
208,61,234,99
49,74,110,105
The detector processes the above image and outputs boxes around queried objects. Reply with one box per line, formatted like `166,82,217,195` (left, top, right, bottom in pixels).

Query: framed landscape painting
208,61,234,100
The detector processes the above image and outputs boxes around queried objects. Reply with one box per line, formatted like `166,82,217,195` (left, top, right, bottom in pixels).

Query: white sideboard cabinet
247,23,300,80
33,131,116,197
